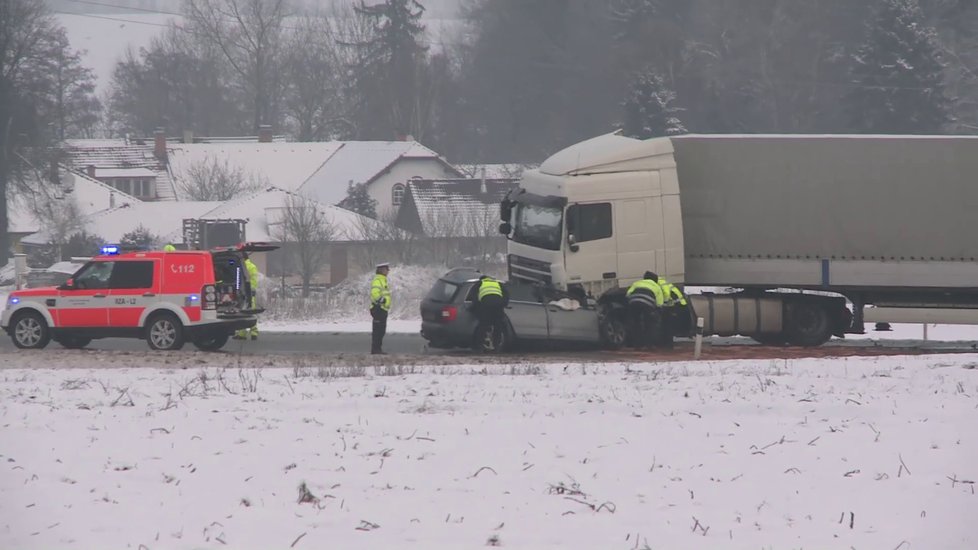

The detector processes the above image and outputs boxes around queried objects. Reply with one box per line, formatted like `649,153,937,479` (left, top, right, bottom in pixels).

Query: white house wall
368,159,460,214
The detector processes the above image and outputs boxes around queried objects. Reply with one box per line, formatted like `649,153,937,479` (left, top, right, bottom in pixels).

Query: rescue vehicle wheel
193,332,230,351
11,311,51,349
55,336,92,349
146,313,185,351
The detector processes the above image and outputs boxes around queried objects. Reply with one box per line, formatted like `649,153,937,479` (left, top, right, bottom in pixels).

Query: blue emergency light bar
100,245,120,255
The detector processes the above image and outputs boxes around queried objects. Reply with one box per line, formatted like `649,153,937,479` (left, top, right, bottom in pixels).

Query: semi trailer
499,132,978,346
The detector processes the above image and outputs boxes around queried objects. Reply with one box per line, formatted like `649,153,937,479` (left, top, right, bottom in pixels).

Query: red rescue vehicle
1,243,275,351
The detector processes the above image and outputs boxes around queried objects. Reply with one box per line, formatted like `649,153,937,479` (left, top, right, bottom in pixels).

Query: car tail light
440,305,457,322
202,284,217,310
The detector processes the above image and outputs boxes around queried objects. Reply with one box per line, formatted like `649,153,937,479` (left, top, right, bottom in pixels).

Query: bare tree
9,152,87,262
184,0,290,132
349,206,420,267
274,194,337,297
178,157,265,201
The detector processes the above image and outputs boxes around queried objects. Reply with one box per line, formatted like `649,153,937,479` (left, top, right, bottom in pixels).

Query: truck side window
575,203,613,242
109,261,154,289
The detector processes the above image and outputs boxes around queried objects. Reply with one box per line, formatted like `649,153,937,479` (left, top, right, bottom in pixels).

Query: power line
62,0,182,17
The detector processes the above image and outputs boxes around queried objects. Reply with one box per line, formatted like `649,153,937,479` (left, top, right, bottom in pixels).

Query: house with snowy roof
394,178,516,267
62,131,176,201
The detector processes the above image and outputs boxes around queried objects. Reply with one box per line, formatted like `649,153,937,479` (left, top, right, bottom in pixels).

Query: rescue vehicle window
74,261,115,290
109,261,154,289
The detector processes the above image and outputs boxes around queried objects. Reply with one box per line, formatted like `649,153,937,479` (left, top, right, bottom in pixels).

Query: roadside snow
2,354,976,549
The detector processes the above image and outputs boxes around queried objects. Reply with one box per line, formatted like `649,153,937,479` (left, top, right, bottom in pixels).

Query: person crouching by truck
472,275,509,350
656,275,687,350
626,271,665,349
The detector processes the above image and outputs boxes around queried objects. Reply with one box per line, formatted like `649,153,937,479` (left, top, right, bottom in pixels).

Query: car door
108,260,159,328
504,283,548,339
543,289,601,342
57,261,113,327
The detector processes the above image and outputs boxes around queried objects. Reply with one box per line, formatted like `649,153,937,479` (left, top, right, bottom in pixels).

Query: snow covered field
2,354,976,549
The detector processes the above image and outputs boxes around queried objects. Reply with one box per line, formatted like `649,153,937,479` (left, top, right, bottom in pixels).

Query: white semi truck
499,132,978,346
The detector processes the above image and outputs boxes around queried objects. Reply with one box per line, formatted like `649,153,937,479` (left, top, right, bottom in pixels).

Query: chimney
258,125,273,143
110,192,116,209
153,127,167,162
183,129,194,144
480,166,487,194
86,164,96,178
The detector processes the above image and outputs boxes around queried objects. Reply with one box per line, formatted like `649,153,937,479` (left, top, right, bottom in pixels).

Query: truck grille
508,254,552,285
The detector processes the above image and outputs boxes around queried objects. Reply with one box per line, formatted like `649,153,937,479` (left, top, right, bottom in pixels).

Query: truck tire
193,332,230,352
786,302,831,347
599,310,627,350
11,310,51,349
146,313,185,351
55,335,92,349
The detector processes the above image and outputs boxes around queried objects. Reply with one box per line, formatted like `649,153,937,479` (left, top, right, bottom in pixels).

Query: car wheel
599,309,627,350
146,313,185,351
11,311,51,349
56,335,92,349
472,323,507,354
193,332,230,352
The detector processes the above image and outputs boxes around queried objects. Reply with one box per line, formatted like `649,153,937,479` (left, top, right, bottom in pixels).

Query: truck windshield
512,203,562,251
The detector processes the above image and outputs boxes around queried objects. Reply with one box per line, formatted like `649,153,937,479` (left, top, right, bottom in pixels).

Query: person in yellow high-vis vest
163,243,176,252
625,271,665,349
370,262,392,354
234,253,261,340
656,275,687,349
472,275,509,352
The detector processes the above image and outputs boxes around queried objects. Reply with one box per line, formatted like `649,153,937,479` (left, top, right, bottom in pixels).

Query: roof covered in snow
299,141,459,205
62,139,176,200
8,167,140,236
396,178,516,237
165,142,341,199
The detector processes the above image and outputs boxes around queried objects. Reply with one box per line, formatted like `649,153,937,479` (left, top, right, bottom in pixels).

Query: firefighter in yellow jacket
625,271,665,348
370,262,392,354
234,253,261,340
656,275,687,349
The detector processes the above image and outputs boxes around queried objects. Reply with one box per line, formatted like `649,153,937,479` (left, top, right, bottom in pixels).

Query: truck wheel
599,311,627,350
786,302,831,347
11,311,51,349
56,335,92,349
193,332,230,352
146,313,185,351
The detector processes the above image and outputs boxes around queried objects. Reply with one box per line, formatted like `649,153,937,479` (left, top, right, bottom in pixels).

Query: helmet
644,271,658,280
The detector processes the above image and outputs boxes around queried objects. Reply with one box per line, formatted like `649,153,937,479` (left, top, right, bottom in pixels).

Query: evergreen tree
337,182,378,218
846,0,951,133
350,0,429,140
621,69,687,138
120,224,161,250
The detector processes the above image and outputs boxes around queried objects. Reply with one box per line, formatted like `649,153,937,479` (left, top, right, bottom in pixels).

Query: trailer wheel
786,302,831,347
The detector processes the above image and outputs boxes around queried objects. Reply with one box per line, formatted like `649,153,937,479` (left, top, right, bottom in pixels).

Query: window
567,203,612,243
392,183,405,206
512,203,563,251
73,261,115,289
425,279,459,303
109,261,154,289
507,283,541,303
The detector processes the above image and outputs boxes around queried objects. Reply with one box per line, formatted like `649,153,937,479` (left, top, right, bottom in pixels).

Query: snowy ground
2,354,976,549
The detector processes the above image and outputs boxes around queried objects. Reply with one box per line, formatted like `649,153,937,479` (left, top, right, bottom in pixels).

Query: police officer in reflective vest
473,275,509,348
163,243,176,252
656,275,687,349
370,262,392,354
625,271,665,348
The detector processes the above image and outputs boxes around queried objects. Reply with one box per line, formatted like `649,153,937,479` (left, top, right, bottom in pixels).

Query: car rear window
426,279,460,303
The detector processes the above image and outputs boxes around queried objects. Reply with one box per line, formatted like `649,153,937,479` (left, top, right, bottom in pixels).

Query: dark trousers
475,295,505,329
627,300,660,349
371,306,388,353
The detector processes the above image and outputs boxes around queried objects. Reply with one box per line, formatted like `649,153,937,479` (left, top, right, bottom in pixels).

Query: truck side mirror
498,222,512,235
567,233,579,252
